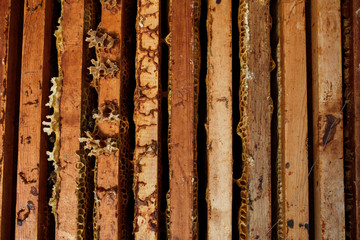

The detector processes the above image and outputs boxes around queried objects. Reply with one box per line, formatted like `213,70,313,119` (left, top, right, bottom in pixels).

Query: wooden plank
311,0,345,239
47,0,86,239
351,0,360,237
86,1,133,239
236,0,272,239
133,0,160,239
343,0,360,237
206,0,232,239
15,0,52,238
0,0,23,239
168,0,200,238
279,0,309,238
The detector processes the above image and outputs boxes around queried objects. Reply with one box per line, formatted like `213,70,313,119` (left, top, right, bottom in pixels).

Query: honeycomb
101,0,119,12
115,44,133,240
236,0,250,239
88,59,119,79
276,41,284,239
193,0,201,237
79,131,119,157
84,1,134,238
42,0,64,227
86,29,115,51
166,0,173,236
77,0,98,238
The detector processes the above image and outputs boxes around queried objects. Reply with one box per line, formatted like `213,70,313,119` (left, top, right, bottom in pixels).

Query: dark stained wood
168,0,200,238
0,0,23,239
237,0,272,239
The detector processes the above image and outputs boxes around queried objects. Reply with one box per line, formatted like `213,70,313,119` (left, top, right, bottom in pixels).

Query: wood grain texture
237,0,272,239
92,2,128,239
133,0,160,239
206,0,232,239
343,0,357,238
54,0,85,239
15,0,52,238
0,0,22,239
279,0,309,238
343,0,360,238
168,0,200,238
311,0,345,239
93,6,123,240
245,1,272,239
352,0,360,236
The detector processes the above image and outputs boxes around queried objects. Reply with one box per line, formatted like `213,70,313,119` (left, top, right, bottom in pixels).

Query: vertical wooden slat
206,0,232,239
311,0,345,239
50,0,85,239
343,0,356,237
352,0,360,236
89,1,133,239
0,0,23,239
134,0,160,239
168,0,200,238
346,0,360,237
279,0,309,238
15,0,52,238
237,0,272,239
92,5,123,240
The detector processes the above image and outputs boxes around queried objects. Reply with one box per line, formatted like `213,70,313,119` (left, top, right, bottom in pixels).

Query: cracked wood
133,0,160,239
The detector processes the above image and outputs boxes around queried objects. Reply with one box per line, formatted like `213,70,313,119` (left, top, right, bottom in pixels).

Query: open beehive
0,0,359,239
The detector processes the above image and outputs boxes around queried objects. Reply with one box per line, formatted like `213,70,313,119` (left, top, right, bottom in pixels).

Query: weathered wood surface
134,0,160,239
237,0,272,239
206,0,232,239
0,0,23,239
343,0,360,238
49,0,86,239
279,0,309,238
15,0,53,238
311,0,345,239
353,0,360,236
168,0,200,239
90,1,132,239
351,0,360,237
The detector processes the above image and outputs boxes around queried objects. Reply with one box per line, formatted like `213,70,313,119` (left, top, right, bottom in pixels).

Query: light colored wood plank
133,0,160,239
311,0,345,239
206,0,232,239
279,0,309,238
237,0,272,239
15,0,53,238
168,0,200,238
0,0,23,238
